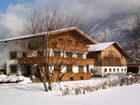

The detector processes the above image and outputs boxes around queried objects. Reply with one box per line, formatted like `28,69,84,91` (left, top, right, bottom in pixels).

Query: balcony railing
18,56,94,65
51,43,89,52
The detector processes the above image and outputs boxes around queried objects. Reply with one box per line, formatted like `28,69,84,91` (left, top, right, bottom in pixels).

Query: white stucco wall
0,47,8,70
88,64,94,73
72,65,78,73
4,40,91,75
94,66,127,76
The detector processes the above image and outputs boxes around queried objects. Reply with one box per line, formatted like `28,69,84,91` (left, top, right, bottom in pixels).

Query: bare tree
19,8,88,92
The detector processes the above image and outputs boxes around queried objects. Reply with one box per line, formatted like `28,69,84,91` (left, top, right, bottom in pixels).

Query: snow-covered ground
0,78,140,105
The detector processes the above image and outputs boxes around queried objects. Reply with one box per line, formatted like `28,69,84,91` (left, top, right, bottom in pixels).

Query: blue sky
0,0,33,13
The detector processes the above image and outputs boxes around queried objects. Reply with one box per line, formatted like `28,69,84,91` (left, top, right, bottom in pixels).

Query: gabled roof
88,42,128,58
88,42,114,52
0,27,96,44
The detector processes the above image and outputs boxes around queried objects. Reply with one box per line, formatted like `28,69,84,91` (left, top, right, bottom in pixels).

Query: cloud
0,0,140,39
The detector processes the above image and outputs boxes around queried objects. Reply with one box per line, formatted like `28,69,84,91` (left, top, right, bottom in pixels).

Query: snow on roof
0,27,76,42
0,27,96,44
88,42,128,58
88,42,115,52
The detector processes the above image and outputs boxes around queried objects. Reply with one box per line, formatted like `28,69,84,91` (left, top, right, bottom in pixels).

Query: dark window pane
10,52,17,59
58,38,63,43
67,40,72,45
67,65,72,71
54,51,61,57
10,65,17,73
104,68,107,72
23,52,27,57
54,65,61,71
66,52,72,58
77,53,83,58
79,66,84,72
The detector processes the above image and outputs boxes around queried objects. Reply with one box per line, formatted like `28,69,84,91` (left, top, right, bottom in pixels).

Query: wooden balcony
18,56,95,65
51,43,89,52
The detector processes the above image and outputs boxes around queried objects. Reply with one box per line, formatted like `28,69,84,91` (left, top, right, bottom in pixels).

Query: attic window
75,41,79,45
67,40,72,45
58,38,63,43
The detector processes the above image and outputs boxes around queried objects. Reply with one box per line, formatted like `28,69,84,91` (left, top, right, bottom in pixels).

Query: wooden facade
18,57,94,65
17,28,96,81
88,44,127,66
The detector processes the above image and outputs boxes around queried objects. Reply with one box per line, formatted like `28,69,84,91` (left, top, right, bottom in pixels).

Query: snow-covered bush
0,74,32,84
59,73,140,96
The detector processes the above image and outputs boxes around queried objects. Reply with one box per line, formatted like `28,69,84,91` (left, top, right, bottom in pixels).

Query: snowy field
0,78,140,105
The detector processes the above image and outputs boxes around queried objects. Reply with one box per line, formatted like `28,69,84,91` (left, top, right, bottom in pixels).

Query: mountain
89,12,139,46
89,12,140,63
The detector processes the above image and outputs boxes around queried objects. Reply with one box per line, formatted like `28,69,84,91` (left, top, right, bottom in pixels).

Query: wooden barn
88,42,128,77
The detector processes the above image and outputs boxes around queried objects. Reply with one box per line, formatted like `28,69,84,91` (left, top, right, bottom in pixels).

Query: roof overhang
0,27,96,44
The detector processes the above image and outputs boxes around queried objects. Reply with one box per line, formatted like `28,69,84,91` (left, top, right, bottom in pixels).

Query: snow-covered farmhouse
0,27,128,81
88,42,128,76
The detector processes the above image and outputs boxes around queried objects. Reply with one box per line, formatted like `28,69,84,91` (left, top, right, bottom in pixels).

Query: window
54,51,61,57
104,68,107,72
77,53,83,58
10,65,17,73
75,41,79,45
109,68,111,72
10,51,17,59
67,65,72,71
124,68,127,72
79,66,84,72
117,68,119,72
54,65,61,71
66,52,72,58
67,40,72,45
113,68,116,72
37,51,43,56
121,68,123,72
23,52,27,57
58,38,63,43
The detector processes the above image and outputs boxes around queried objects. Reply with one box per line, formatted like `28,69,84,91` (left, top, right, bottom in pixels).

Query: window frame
54,51,61,57
10,65,17,73
77,53,83,58
79,66,84,72
22,52,27,57
9,51,17,59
